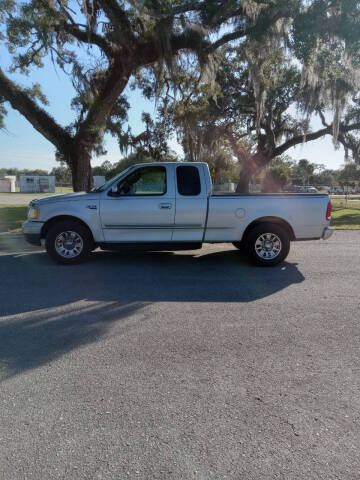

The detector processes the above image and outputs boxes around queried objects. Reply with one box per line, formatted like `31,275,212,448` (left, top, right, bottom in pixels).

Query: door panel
172,197,207,241
172,165,207,241
100,165,175,242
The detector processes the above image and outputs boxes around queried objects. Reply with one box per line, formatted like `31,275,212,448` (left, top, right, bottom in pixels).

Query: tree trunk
69,147,93,192
235,150,273,193
236,168,252,193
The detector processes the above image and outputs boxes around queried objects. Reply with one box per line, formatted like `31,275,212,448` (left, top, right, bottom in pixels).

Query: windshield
92,167,132,192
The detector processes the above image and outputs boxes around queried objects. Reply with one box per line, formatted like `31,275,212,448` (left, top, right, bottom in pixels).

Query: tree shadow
0,247,304,381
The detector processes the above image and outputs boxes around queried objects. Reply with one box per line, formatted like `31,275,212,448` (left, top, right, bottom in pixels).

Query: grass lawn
331,208,360,230
331,197,360,210
0,205,28,233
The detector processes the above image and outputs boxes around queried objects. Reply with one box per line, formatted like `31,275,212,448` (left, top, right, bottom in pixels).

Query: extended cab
22,162,333,266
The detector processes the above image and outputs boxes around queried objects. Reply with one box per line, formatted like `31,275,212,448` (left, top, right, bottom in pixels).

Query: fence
331,194,360,211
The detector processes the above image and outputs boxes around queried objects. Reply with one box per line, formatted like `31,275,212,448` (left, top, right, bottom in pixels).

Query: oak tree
141,0,360,191
0,0,277,190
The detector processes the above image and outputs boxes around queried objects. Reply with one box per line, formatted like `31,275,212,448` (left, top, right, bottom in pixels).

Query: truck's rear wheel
45,220,92,264
244,223,290,266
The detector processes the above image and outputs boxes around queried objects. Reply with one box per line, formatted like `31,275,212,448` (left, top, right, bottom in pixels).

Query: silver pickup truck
23,161,333,266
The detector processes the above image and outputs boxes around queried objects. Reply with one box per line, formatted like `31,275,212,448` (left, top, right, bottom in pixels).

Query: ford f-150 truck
23,162,333,266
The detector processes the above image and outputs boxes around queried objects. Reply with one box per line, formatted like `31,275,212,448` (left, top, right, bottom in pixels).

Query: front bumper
322,227,334,240
22,220,44,246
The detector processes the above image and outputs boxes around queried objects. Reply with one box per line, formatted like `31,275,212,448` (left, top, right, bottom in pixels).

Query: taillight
326,201,332,221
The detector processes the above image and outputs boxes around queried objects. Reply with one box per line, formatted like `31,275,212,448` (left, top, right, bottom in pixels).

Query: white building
0,175,16,193
19,175,55,193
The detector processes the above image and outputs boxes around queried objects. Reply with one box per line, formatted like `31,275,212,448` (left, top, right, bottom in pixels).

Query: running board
98,242,203,251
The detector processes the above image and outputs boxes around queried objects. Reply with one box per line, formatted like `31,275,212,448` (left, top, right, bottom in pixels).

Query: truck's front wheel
45,220,92,265
244,223,290,266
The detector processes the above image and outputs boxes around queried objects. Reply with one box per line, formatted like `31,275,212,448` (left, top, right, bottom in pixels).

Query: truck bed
205,192,330,242
211,192,328,197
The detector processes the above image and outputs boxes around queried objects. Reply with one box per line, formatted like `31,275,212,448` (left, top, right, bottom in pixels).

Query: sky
0,43,347,173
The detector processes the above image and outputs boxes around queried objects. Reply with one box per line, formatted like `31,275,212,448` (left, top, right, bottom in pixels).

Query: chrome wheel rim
55,231,84,258
255,233,282,260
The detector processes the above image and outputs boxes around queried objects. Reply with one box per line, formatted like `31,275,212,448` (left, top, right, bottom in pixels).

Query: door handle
159,203,172,209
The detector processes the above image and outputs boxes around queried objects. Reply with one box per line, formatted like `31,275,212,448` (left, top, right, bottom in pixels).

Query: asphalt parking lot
0,232,359,479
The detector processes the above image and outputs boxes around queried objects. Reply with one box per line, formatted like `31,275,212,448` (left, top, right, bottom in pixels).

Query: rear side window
177,166,201,196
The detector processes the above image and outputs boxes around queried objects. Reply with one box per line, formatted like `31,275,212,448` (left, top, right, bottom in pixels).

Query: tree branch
60,23,114,59
207,28,248,52
317,108,330,128
274,127,331,157
136,22,253,66
171,1,207,15
273,122,360,157
74,60,130,146
134,27,208,67
0,68,72,152
208,4,294,53
55,0,77,25
96,0,134,42
225,130,250,165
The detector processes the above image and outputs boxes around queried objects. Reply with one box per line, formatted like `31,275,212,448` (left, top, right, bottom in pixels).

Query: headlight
28,207,39,219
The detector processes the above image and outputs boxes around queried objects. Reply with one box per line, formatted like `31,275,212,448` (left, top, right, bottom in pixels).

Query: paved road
0,233,359,479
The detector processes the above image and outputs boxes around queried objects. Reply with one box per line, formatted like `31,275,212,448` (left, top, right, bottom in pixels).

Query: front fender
38,200,104,242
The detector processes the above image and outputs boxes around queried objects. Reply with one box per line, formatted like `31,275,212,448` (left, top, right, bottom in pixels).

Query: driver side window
116,166,167,196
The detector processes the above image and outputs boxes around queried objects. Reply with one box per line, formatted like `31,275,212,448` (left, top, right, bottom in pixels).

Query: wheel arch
241,216,295,241
41,215,95,243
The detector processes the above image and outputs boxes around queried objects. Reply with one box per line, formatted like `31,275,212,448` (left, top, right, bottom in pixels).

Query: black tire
45,220,92,265
244,222,290,266
232,241,244,250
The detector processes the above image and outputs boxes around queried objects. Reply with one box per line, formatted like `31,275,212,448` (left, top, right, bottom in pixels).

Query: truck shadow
0,248,304,381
